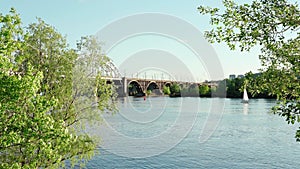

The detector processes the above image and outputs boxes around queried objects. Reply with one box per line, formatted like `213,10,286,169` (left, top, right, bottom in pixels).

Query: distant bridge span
99,60,217,97
104,77,217,97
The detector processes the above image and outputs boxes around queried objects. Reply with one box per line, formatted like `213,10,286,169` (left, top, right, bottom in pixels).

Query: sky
0,0,262,81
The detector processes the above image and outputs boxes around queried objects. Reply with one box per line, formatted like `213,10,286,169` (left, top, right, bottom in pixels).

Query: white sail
242,88,249,103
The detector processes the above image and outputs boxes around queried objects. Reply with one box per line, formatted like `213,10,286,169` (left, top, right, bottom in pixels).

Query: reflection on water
85,97,300,168
243,103,249,115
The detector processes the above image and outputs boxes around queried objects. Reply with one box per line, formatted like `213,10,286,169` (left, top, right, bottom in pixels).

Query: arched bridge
101,60,216,97
109,77,217,97
118,78,173,97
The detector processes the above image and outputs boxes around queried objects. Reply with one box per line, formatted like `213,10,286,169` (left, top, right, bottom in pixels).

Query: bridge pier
112,77,127,97
122,77,127,97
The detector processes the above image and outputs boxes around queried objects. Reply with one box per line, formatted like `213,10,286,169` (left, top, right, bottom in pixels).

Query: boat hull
241,100,249,103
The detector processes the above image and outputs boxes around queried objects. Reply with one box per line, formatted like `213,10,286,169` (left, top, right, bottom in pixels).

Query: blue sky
0,0,262,81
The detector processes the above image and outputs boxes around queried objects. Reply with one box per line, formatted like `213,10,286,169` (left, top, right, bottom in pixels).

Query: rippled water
85,97,300,168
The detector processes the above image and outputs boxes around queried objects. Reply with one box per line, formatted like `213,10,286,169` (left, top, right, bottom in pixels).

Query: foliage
199,84,211,97
76,35,117,114
170,83,181,97
199,0,300,140
146,90,152,95
244,72,277,98
0,9,116,168
226,78,244,98
162,86,171,95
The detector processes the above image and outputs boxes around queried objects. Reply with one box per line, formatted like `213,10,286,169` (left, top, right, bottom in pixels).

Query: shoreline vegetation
135,76,276,99
0,8,117,168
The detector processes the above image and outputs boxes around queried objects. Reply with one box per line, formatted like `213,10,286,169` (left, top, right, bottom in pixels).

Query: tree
146,90,152,95
163,86,171,95
199,84,211,97
226,78,244,98
170,83,181,97
0,9,116,168
199,0,300,141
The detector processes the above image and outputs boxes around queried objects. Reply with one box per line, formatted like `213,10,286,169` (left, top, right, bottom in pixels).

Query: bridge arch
128,80,144,96
164,82,172,88
146,81,162,95
179,83,184,89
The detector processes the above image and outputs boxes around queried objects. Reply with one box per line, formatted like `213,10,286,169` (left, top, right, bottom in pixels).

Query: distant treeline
165,77,276,99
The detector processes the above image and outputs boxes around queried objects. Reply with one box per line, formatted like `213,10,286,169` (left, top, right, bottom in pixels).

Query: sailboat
242,88,249,103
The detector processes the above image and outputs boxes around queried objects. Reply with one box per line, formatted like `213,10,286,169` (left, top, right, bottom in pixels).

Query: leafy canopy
199,0,300,141
0,8,116,168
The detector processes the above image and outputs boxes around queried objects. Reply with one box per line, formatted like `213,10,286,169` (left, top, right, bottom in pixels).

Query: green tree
244,72,276,99
163,86,171,95
146,90,152,95
0,9,116,168
199,0,300,141
199,84,211,97
170,83,181,97
226,78,244,98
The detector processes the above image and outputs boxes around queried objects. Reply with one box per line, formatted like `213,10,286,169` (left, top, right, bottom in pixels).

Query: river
85,97,299,168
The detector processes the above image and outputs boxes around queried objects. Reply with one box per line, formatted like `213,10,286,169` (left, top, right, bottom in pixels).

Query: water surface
86,97,299,168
